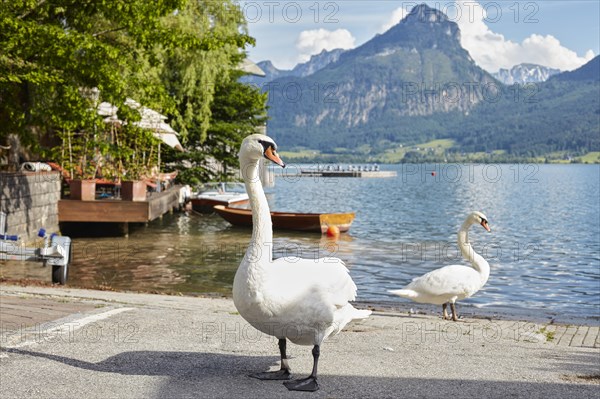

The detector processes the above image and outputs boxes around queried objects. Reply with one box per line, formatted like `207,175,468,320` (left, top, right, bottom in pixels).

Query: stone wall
0,171,61,242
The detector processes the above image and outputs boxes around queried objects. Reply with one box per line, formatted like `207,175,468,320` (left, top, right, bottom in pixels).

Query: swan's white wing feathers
267,256,358,308
406,265,481,298
260,256,369,344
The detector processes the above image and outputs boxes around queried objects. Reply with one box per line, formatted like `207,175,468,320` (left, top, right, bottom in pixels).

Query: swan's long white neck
240,157,272,265
458,219,490,285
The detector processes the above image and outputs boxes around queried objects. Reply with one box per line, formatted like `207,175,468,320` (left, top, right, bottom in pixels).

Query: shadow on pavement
5,348,599,398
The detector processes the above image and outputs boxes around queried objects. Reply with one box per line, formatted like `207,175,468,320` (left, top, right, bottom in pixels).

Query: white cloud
379,7,409,33
280,2,594,71
295,29,356,63
452,1,595,72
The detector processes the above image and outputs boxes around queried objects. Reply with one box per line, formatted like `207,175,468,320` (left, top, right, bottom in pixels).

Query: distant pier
277,164,397,178
297,170,397,178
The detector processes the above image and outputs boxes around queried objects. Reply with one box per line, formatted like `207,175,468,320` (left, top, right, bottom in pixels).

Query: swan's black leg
279,339,291,372
283,345,320,392
442,303,450,320
450,302,459,321
249,338,292,380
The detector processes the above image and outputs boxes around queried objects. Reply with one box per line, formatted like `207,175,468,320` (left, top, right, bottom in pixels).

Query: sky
239,0,600,72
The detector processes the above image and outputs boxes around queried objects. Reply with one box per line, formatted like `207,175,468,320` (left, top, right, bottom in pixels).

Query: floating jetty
275,164,397,178
279,169,398,178
296,170,397,178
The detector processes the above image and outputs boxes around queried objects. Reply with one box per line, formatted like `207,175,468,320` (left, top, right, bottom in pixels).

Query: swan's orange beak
481,220,491,232
264,146,285,168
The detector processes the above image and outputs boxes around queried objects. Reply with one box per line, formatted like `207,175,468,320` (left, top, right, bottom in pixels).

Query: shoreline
1,280,598,328
276,157,600,166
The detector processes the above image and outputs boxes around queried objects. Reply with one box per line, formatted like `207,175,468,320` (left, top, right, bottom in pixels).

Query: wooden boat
213,205,355,233
191,193,249,213
191,183,249,213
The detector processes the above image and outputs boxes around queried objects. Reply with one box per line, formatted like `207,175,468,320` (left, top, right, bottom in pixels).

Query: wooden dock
58,185,184,235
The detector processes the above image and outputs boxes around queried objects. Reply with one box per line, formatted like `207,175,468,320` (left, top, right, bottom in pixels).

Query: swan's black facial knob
259,140,285,167
258,139,276,153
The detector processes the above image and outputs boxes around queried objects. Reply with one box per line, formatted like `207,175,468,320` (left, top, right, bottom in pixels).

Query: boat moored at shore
213,205,355,233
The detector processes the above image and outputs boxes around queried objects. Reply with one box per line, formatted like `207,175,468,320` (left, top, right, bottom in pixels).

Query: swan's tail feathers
330,304,372,338
353,309,372,319
388,289,418,299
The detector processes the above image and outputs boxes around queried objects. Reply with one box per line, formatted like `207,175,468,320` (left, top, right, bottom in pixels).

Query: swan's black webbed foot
250,338,293,380
283,376,319,392
284,344,320,391
249,369,292,380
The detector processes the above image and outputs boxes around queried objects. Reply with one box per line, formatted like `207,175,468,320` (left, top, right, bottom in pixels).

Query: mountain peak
292,48,344,76
305,48,344,65
357,3,461,57
493,63,561,85
405,3,450,24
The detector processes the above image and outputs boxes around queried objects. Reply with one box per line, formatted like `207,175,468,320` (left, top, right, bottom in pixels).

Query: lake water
3,164,599,322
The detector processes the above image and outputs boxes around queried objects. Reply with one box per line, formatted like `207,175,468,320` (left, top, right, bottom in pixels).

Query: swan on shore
233,134,371,392
389,212,491,321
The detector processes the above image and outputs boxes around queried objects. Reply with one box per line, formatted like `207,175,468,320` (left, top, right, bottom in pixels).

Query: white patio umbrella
97,102,120,123
133,119,183,150
96,99,184,170
239,58,266,77
156,131,184,152
133,117,184,168
123,98,183,151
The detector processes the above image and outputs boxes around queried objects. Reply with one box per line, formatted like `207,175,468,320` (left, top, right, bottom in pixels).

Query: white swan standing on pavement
389,212,491,321
233,134,371,392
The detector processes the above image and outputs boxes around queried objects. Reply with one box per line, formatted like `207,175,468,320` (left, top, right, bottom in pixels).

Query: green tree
160,1,253,144
0,0,261,178
168,70,268,185
0,0,184,154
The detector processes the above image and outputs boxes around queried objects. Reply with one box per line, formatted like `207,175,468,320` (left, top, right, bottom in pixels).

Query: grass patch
420,139,454,149
279,141,597,164
537,326,555,342
279,149,321,160
534,151,600,164
378,139,456,163
578,151,600,163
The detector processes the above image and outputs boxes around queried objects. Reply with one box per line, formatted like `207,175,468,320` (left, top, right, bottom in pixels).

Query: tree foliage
0,0,263,181
1,0,180,146
166,70,268,185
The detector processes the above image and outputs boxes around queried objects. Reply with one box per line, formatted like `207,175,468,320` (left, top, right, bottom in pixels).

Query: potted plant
116,123,158,202
57,129,100,201
51,96,111,201
52,94,161,202
120,156,147,201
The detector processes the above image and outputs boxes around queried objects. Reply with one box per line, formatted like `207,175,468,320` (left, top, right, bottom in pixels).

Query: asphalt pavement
1,285,598,398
